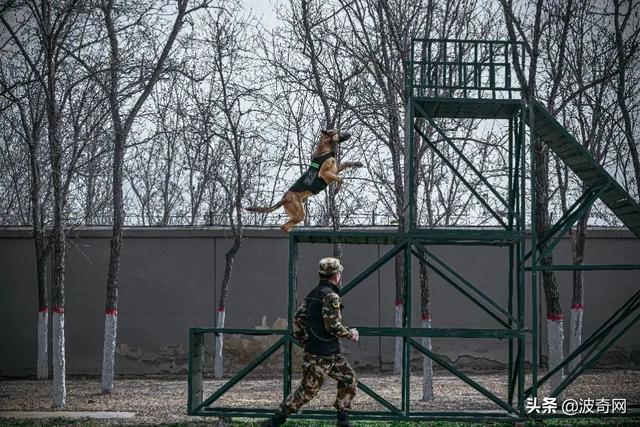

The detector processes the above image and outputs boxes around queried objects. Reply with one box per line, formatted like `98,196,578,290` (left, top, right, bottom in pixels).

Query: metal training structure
187,38,640,423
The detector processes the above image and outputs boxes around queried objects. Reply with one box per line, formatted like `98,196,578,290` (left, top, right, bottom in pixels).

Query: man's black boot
336,410,352,427
261,410,286,427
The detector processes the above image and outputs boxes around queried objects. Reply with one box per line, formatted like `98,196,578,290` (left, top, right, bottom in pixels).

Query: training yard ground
1,370,639,426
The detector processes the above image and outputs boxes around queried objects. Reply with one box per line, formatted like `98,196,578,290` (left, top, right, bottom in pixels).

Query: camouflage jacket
293,281,351,349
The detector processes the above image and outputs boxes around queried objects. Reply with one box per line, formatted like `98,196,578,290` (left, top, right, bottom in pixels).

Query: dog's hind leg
281,194,307,233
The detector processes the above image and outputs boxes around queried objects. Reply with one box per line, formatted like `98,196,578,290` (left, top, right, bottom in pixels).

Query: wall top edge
0,226,637,240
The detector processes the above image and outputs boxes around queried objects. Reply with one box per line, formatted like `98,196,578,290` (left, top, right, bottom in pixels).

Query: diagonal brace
195,337,285,411
414,102,512,218
525,290,640,397
412,245,515,327
409,338,516,414
357,382,403,416
414,125,507,228
551,303,640,398
525,185,607,261
340,240,407,297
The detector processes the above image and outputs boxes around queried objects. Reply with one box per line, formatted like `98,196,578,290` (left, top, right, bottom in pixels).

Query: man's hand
349,328,359,342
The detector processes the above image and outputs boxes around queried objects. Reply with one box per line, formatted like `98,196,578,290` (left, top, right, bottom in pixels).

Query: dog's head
320,128,351,146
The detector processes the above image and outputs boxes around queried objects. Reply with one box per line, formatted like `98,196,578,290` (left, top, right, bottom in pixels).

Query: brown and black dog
246,129,362,233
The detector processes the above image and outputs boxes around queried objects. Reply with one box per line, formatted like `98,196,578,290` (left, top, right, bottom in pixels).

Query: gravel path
1,370,639,425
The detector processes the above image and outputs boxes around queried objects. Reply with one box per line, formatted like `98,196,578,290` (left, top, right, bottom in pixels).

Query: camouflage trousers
279,352,357,415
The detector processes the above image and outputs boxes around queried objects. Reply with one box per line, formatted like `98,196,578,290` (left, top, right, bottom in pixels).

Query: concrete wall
0,227,639,377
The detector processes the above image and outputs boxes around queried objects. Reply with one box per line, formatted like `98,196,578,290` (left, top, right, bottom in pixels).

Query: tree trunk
214,239,241,379
101,308,118,393
569,212,588,371
100,0,188,393
214,307,225,378
535,139,565,396
102,129,124,394
419,252,433,401
37,308,48,379
101,59,126,391
393,253,403,375
48,71,66,410
30,143,49,380
52,306,65,407
50,150,66,408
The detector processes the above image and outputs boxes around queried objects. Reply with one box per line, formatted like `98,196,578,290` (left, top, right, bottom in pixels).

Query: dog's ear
320,129,330,135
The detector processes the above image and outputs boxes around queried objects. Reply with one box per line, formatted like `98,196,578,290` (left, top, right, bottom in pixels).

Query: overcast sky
242,0,280,29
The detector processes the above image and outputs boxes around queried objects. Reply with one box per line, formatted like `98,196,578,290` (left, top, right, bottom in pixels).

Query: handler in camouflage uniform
262,257,359,427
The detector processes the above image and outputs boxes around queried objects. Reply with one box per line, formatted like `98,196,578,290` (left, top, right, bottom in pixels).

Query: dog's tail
245,199,285,214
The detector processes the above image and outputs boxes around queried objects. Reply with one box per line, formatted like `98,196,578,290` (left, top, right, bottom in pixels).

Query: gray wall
1,227,639,377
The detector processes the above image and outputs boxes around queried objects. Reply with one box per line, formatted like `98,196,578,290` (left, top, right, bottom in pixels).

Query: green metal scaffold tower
187,38,640,423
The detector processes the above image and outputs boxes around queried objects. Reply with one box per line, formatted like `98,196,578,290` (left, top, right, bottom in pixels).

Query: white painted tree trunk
52,309,65,408
393,301,402,374
569,305,583,372
37,310,48,380
421,317,434,401
547,316,565,398
101,310,118,394
214,309,225,379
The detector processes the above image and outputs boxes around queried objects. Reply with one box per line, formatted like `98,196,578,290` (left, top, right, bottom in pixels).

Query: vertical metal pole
507,116,514,404
517,106,527,415
402,240,412,417
529,102,539,401
443,41,447,95
489,42,495,99
474,42,480,98
284,234,298,398
427,41,432,95
458,41,463,91
404,98,416,230
402,45,415,419
188,330,204,414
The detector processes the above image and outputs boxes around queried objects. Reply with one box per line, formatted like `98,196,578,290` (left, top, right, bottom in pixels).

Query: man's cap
319,257,344,275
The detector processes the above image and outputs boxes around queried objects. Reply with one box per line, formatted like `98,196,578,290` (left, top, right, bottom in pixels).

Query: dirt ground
1,370,639,425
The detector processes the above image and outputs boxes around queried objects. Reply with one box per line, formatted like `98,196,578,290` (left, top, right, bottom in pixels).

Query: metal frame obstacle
188,38,640,423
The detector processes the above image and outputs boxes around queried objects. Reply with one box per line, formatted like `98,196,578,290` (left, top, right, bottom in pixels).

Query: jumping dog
246,129,362,233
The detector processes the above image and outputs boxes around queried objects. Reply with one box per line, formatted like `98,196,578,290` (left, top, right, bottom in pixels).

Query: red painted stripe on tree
218,306,225,312
547,313,563,321
38,307,48,313
571,304,584,310
421,313,431,321
105,308,118,316
53,306,64,314
395,298,404,307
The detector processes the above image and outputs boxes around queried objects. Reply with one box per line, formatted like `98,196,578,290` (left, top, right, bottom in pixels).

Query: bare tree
500,0,571,394
0,0,87,407
0,56,51,378
95,0,203,394
613,0,640,198
551,0,621,371
185,1,267,377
